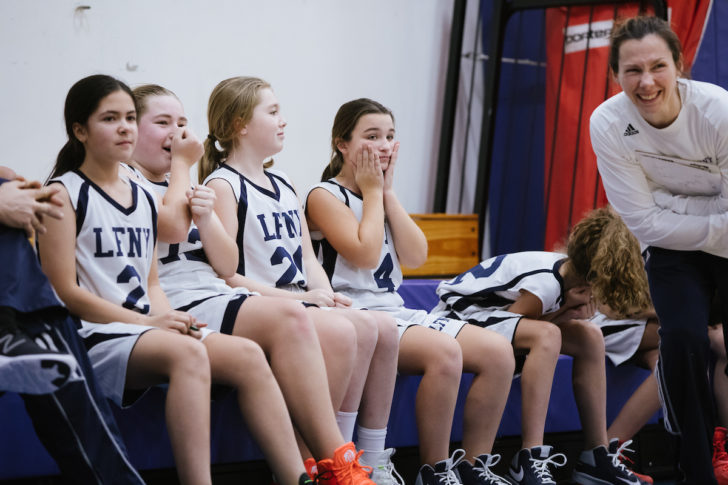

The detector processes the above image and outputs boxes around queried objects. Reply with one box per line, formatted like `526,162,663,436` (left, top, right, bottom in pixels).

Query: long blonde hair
566,207,650,318
198,76,271,183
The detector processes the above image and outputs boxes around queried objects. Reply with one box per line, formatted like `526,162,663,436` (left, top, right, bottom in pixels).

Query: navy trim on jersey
445,258,566,313
326,180,352,206
177,295,217,313
221,163,281,201
600,322,641,337
74,170,139,216
270,171,296,195
221,294,248,335
83,331,137,351
236,176,248,276
137,183,158,244
319,238,339,282
76,182,90,236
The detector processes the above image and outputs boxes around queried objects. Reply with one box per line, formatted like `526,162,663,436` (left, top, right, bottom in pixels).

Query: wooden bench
402,213,479,278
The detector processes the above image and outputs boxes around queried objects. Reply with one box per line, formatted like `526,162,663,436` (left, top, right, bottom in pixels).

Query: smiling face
339,113,395,171
133,95,187,179
73,89,137,167
615,33,682,128
242,87,287,159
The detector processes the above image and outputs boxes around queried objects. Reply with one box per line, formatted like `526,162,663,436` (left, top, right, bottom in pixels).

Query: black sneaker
455,454,511,485
415,449,465,485
572,444,640,485
507,446,566,485
608,439,654,484
0,328,77,394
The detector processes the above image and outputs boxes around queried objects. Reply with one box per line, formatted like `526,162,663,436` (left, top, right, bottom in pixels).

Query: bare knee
273,301,318,343
351,311,378,354
375,313,399,356
575,320,606,357
425,338,462,381
169,338,210,381
532,322,562,358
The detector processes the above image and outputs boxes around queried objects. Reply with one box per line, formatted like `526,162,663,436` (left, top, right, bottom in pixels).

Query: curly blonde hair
566,207,651,318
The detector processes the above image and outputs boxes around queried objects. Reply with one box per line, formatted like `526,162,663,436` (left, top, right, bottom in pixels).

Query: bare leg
607,320,661,441
232,297,353,459
126,330,212,485
335,309,398,430
513,319,562,448
203,333,304,485
559,318,608,449
398,325,462,465
457,324,515,457
331,308,378,416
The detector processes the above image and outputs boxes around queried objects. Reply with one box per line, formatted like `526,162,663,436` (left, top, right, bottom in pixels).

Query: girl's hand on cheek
354,143,383,194
171,128,204,167
382,141,399,192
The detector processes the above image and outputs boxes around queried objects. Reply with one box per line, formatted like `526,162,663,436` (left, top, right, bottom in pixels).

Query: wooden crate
401,213,479,278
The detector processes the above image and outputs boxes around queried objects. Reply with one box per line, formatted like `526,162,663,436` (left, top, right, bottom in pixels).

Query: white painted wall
0,0,454,212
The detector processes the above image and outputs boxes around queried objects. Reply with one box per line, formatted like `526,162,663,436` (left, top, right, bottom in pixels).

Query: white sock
336,411,358,442
356,424,387,452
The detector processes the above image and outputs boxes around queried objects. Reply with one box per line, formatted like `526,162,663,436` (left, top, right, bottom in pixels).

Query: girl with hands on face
306,98,516,485
37,75,216,485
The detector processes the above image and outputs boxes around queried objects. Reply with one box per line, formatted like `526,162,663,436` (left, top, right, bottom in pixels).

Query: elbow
158,225,189,244
400,251,428,269
357,253,382,270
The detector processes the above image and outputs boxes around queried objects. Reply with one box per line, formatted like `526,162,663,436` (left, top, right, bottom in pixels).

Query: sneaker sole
572,470,638,485
0,354,77,394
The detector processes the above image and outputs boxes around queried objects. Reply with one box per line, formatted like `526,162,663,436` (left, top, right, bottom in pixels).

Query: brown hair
132,84,178,118
321,98,394,181
198,76,271,184
566,207,651,318
608,15,683,75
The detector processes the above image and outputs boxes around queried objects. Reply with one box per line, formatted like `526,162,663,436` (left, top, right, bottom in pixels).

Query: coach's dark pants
646,247,728,485
20,313,145,485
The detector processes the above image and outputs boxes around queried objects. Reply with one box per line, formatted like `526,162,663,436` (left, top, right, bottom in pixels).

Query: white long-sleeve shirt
590,78,728,258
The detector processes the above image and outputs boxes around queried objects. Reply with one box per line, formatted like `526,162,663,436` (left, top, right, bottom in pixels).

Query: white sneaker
360,448,405,485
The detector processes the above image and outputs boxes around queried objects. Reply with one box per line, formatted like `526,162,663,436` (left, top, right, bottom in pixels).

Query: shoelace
530,452,567,484
335,449,373,483
435,449,466,485
472,455,510,484
609,440,638,475
374,459,405,485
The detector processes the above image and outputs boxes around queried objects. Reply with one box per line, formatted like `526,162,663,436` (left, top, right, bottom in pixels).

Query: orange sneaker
713,427,728,485
305,457,319,481
316,442,374,485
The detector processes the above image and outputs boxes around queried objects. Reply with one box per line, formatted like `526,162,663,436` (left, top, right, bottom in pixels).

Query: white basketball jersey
306,180,403,309
434,251,566,319
204,164,307,291
51,170,157,314
123,165,235,310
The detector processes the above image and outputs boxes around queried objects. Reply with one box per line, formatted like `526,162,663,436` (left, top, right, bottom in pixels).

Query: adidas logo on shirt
623,124,639,136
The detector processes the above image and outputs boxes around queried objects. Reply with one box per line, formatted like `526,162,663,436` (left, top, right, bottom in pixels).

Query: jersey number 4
373,254,395,292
